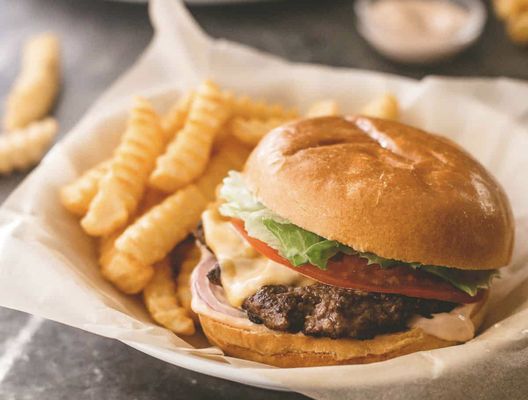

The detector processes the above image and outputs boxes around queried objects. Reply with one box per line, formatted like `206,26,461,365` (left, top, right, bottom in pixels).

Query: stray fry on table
494,0,528,19
4,33,60,131
493,0,528,44
0,118,58,174
507,12,528,44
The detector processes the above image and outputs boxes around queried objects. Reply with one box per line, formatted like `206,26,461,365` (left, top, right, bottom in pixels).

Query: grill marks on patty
242,284,456,339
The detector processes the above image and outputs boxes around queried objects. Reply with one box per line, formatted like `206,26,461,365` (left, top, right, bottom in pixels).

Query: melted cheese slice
202,206,315,308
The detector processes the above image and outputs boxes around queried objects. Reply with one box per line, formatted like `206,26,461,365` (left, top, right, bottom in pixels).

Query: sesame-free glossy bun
244,116,514,269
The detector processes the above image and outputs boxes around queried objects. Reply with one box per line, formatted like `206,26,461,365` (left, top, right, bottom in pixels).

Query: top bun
244,116,514,270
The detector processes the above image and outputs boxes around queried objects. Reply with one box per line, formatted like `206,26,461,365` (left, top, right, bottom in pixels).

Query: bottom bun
198,294,489,367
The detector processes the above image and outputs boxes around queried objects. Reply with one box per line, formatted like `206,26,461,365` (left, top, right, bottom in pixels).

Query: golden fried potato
97,186,167,294
360,94,399,121
138,187,168,215
195,137,250,201
176,243,201,322
494,0,528,19
4,33,60,131
99,231,154,294
81,98,165,236
115,184,207,267
60,160,110,216
229,117,290,147
161,91,194,141
149,81,232,193
230,95,298,120
306,99,340,117
0,117,58,174
507,12,528,44
143,258,195,335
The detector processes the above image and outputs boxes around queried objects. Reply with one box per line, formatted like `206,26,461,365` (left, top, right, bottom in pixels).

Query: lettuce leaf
219,171,498,296
219,171,287,250
416,265,498,297
263,219,353,269
358,252,401,268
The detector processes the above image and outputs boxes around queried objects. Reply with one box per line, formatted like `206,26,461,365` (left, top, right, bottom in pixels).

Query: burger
190,116,514,367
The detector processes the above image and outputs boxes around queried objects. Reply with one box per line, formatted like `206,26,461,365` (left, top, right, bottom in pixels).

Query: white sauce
359,0,471,63
408,302,476,342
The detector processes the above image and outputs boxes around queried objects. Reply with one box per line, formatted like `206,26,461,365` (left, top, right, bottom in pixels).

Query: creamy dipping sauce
357,0,480,63
369,0,469,39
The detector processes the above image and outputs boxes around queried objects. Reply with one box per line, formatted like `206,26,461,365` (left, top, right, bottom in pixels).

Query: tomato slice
231,219,483,304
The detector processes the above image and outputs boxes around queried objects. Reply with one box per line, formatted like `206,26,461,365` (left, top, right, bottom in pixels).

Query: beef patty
241,284,456,339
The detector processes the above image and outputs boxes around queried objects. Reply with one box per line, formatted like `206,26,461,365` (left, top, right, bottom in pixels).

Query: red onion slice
191,245,247,319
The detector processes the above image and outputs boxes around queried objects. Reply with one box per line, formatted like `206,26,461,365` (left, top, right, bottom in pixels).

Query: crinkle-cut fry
60,160,110,216
144,258,195,335
230,95,298,119
138,187,168,215
161,91,194,141
507,12,528,44
97,186,163,294
149,81,231,193
360,94,399,121
230,117,290,147
4,33,60,131
494,0,528,20
176,244,201,322
0,117,58,174
306,100,340,117
99,231,154,294
99,231,120,269
81,98,165,236
195,137,250,201
213,127,231,146
115,184,207,267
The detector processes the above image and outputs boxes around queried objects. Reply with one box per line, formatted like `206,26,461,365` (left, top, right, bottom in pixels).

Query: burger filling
196,171,497,341
243,285,454,339
202,258,456,339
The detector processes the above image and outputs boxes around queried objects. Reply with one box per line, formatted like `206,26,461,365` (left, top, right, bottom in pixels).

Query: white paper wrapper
0,0,527,398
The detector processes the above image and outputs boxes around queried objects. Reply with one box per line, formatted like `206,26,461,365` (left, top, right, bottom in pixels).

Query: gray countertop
0,0,526,399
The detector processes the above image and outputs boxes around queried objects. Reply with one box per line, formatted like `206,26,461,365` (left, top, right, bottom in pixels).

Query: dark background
0,0,525,398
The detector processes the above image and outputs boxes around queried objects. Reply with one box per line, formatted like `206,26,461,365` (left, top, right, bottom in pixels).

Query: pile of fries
60,79,399,335
494,0,528,45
